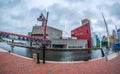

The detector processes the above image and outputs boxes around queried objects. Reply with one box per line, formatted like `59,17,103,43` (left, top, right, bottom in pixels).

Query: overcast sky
0,0,120,37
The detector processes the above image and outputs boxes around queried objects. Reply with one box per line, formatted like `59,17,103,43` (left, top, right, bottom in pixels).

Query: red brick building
71,19,92,48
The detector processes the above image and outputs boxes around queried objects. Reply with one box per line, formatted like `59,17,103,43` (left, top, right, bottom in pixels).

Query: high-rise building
118,29,120,42
112,29,117,42
92,33,97,47
92,33,100,47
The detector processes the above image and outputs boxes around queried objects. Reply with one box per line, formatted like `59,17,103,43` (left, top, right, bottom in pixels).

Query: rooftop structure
81,18,90,25
31,26,62,39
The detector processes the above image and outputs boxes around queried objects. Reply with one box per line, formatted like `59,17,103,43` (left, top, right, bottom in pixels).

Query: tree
0,37,4,42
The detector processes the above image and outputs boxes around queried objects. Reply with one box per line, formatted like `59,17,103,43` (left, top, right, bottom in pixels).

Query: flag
41,17,46,36
41,12,49,36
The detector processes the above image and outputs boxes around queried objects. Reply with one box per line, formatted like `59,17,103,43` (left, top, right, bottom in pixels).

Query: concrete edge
0,47,8,52
10,53,33,60
46,57,106,63
89,57,105,61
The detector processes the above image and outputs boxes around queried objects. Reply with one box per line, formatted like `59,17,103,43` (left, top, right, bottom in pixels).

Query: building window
68,46,82,48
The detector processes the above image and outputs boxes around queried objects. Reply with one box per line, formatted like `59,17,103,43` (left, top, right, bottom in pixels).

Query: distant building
102,35,116,47
92,33,100,47
112,29,117,42
28,25,88,49
118,29,120,42
71,19,92,48
92,33,97,47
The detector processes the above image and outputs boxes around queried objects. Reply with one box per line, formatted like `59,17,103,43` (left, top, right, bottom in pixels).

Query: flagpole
37,12,49,64
43,12,49,64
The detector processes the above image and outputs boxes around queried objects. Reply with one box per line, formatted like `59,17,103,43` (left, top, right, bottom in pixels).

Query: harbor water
0,42,102,61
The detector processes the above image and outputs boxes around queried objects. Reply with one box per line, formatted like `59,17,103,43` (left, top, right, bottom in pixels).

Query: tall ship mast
101,12,110,46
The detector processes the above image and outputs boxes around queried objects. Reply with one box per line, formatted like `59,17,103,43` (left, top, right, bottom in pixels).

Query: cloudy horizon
0,0,120,38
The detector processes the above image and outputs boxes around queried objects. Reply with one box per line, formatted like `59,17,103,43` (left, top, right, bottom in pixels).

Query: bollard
37,53,40,64
33,54,37,61
8,51,11,53
101,48,105,57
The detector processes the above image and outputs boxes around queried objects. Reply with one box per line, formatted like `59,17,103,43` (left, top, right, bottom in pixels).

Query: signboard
102,41,108,47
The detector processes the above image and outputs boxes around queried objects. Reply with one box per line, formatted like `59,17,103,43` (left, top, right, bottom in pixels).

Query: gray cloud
109,2,120,19
82,10,97,19
48,3,81,25
0,0,120,37
10,15,24,20
66,0,88,3
0,0,21,8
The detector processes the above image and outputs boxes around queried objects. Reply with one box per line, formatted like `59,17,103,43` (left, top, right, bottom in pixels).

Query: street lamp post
37,12,49,64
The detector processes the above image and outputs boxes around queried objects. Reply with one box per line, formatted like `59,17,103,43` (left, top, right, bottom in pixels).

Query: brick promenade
0,52,120,74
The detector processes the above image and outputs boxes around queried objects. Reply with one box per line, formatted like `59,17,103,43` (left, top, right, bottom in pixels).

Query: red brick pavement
0,52,120,74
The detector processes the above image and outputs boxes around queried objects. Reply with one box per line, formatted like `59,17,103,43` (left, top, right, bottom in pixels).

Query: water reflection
61,51,73,61
91,50,102,59
0,42,102,61
10,45,14,53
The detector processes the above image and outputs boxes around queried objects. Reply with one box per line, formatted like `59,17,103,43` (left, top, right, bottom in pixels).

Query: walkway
0,48,120,74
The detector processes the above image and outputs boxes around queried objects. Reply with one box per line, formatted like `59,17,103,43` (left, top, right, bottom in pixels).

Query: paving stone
0,52,120,74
